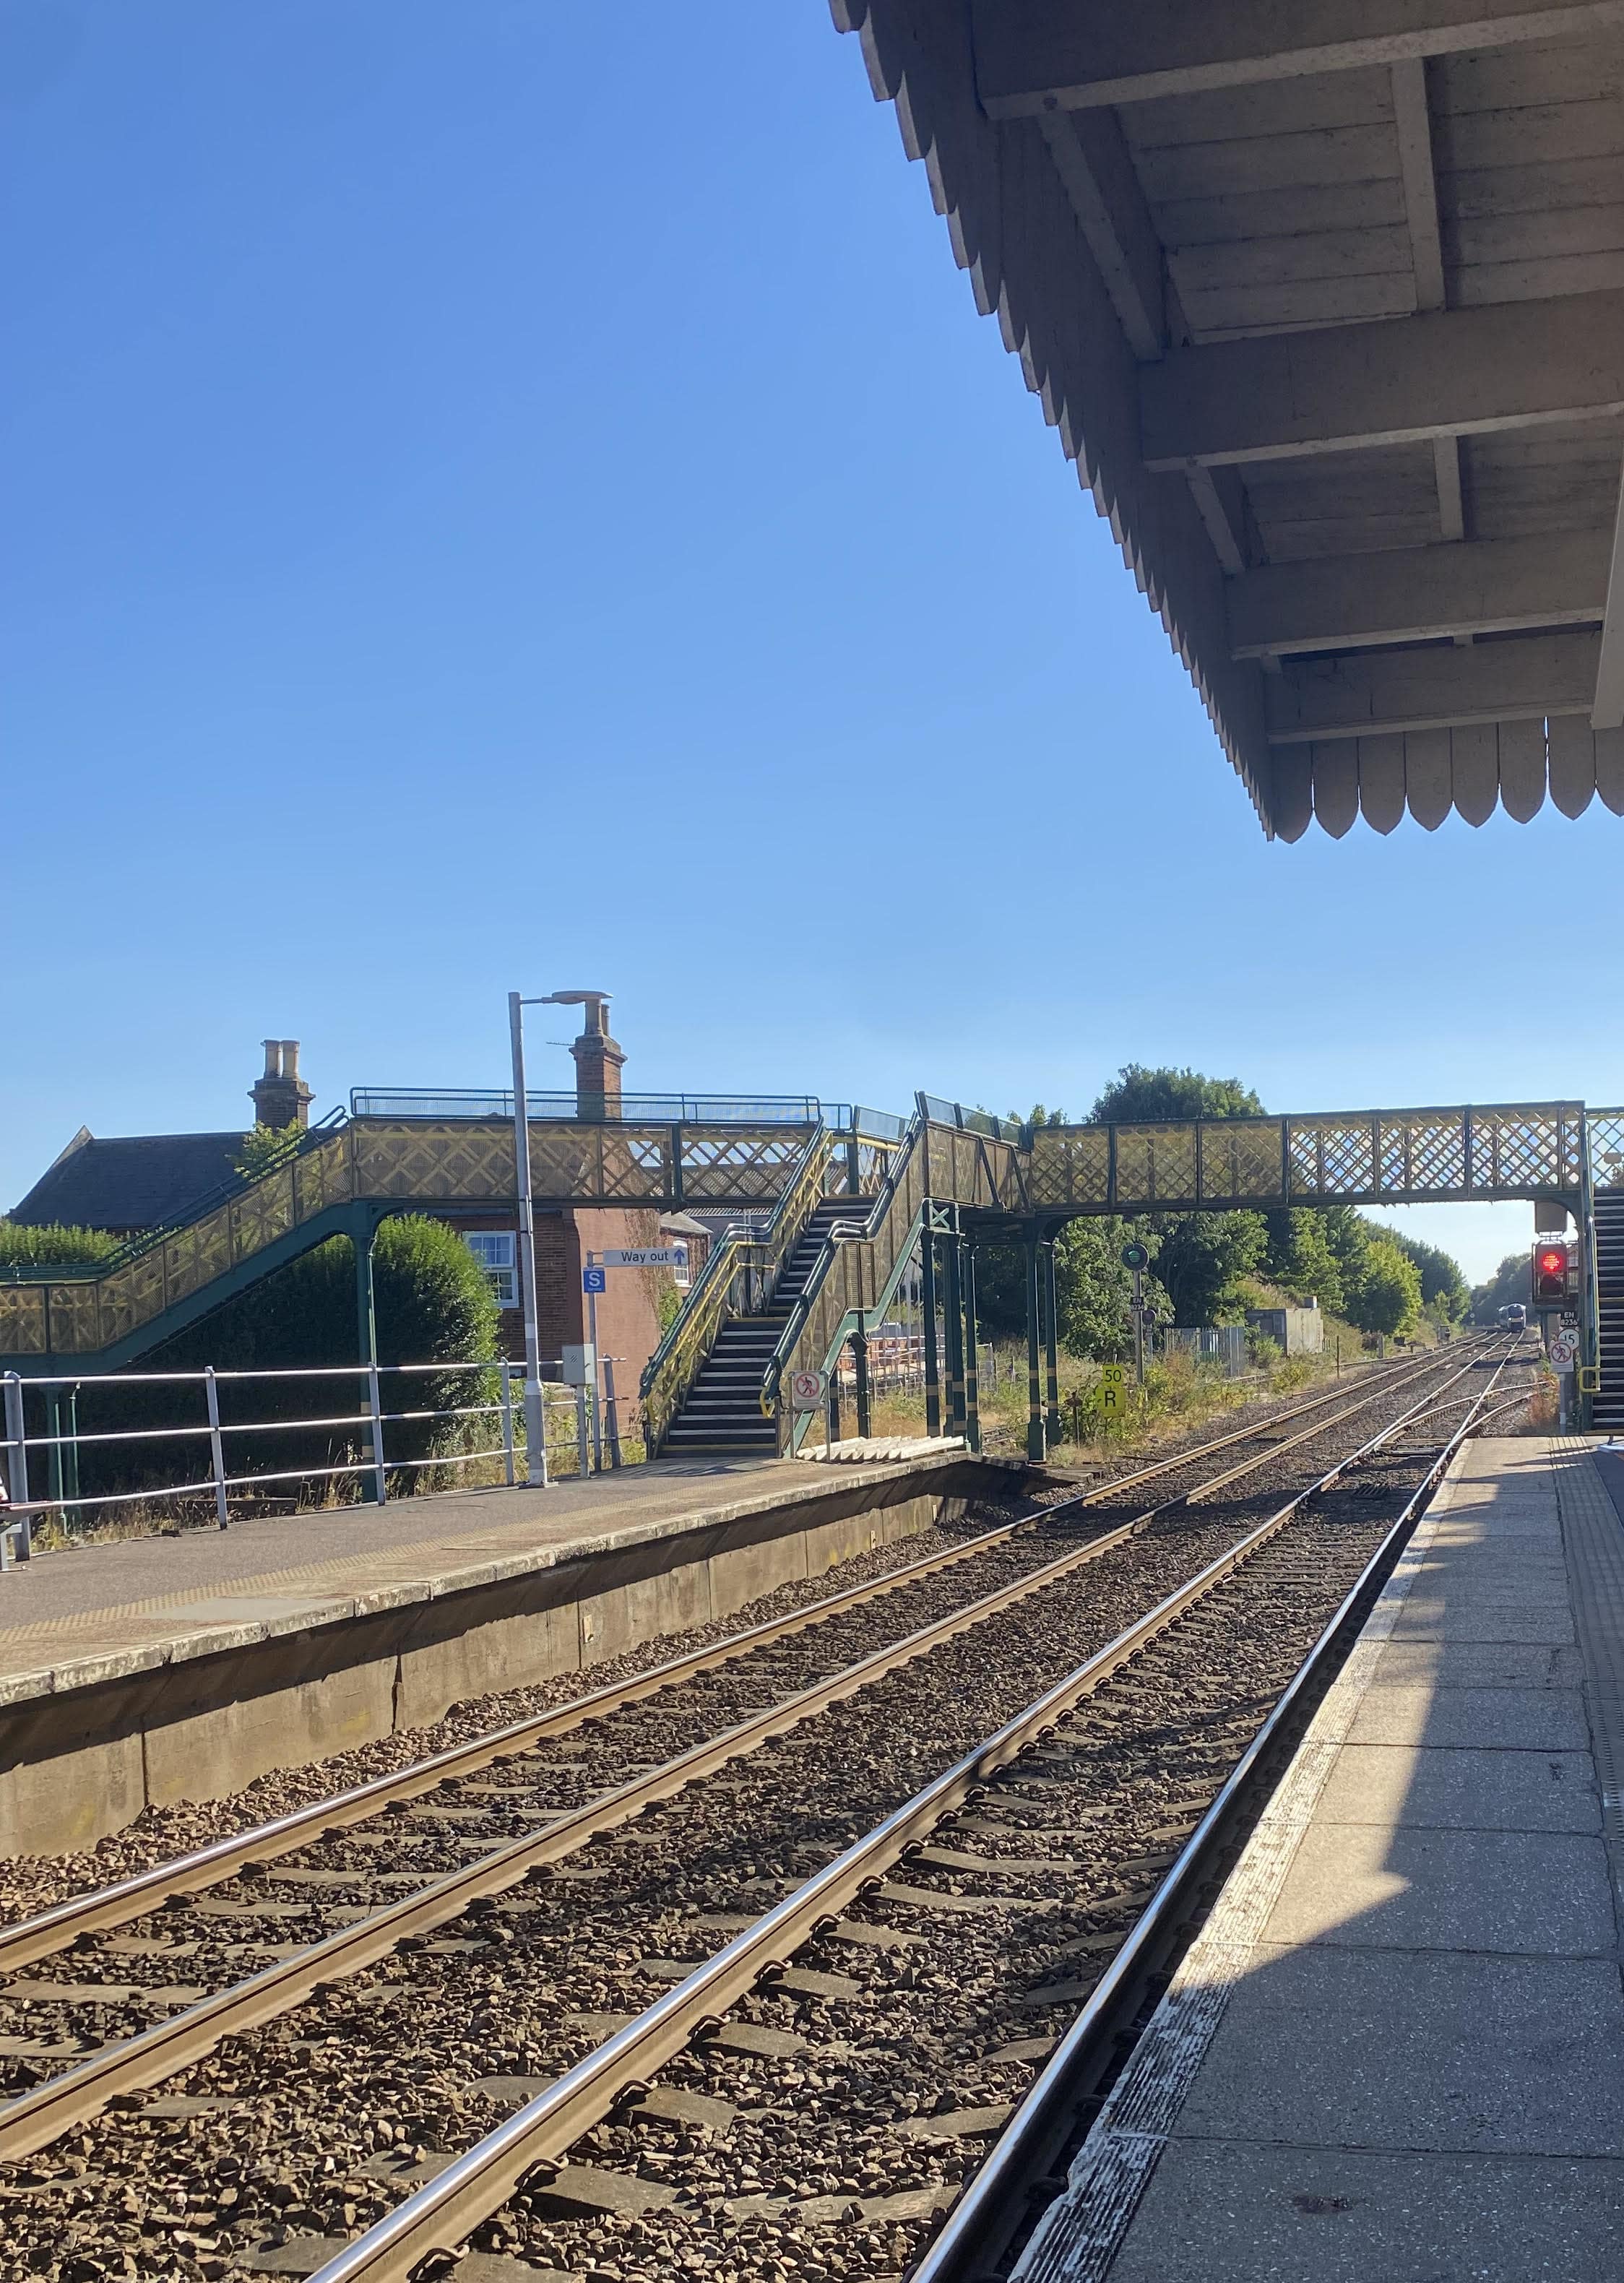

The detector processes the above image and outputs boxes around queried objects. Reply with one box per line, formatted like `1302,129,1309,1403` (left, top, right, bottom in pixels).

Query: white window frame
465,1230,519,1308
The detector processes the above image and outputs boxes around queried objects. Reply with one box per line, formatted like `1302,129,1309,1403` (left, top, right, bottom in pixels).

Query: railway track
274,1340,1521,2283
0,1346,1446,1956
0,1339,1519,2280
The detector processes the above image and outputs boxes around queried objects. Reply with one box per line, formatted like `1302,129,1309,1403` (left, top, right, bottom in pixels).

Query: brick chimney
250,1039,314,1131
570,995,624,1121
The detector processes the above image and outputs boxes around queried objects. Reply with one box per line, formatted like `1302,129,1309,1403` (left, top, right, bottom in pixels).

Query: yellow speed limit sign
1098,1363,1128,1416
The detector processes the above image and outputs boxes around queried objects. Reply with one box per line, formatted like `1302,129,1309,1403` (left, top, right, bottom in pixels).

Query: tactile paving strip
1550,1435,1624,1910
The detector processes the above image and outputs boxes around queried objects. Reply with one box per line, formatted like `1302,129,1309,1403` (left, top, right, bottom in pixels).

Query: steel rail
0,1344,1492,2164
907,1346,1519,2283
1061,1339,1475,1505
299,1348,1506,2283
0,1510,1048,1977
1179,1345,1490,1502
0,1505,1170,2160
0,1346,1464,1979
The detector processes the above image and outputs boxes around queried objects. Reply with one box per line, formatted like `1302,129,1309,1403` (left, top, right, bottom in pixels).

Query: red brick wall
419,1207,668,1436
571,1207,665,1430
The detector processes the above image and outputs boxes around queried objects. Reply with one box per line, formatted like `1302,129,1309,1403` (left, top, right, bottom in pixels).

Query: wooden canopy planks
1310,742,1360,835
1358,733,1409,830
1596,722,1624,808
837,0,1624,834
1547,712,1599,811
1405,726,1455,825
1498,714,1550,814
1451,721,1502,820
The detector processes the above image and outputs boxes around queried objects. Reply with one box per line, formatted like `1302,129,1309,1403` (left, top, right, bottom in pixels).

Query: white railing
0,1357,621,1566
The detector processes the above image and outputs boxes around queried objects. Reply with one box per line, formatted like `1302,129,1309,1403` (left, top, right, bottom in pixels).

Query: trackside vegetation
972,1066,1467,1358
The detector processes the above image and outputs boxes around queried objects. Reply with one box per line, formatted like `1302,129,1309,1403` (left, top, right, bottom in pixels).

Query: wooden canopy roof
834,1,1624,835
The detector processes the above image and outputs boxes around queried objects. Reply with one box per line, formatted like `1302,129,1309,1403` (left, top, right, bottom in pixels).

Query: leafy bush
46,1216,498,1504
0,1221,118,1268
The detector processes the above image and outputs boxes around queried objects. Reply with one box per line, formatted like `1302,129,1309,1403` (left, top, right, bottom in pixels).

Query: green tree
1055,1219,1168,1361
1472,1251,1532,1324
1345,1238,1423,1338
1150,1210,1269,1323
1318,1204,1373,1283
1377,1227,1470,1321
1090,1066,1266,1123
234,1122,305,1181
1264,1209,1347,1313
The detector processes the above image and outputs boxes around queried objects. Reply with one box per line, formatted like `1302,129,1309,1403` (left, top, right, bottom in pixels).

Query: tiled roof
9,1132,249,1233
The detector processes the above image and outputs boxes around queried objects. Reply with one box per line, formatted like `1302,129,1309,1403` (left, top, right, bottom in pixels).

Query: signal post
1532,1235,1584,1427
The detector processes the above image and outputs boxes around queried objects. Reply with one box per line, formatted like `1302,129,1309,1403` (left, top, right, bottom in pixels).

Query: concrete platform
0,1451,1022,1857
1016,1437,1624,2283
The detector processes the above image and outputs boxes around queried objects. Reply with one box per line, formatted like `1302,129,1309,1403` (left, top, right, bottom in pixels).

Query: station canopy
834,1,1624,837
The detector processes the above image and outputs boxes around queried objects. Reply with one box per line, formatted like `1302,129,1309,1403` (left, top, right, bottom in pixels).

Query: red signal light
1534,1242,1571,1305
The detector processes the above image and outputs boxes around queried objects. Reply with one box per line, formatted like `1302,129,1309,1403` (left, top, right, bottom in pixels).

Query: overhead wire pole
509,991,550,1489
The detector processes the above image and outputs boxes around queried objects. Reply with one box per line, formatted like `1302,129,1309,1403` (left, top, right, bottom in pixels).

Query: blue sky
5,1,1617,1281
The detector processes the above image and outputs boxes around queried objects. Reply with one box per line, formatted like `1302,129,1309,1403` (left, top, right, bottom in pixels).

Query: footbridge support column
852,1330,872,1440
962,1243,980,1454
944,1240,965,1439
1043,1238,1061,1448
1024,1233,1044,1464
920,1233,941,1438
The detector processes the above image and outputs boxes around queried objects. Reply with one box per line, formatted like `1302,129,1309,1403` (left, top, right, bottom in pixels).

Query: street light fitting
534,989,612,1007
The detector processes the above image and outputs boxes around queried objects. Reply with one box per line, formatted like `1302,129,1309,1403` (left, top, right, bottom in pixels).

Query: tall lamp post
508,992,549,1487
509,988,613,1488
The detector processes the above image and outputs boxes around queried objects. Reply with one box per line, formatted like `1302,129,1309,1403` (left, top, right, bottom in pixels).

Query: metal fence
0,1359,612,1566
832,1329,932,1398
1161,1326,1248,1377
347,1089,831,1123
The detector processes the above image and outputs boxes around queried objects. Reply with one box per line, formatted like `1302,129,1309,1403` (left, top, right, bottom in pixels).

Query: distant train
1497,1303,1527,1331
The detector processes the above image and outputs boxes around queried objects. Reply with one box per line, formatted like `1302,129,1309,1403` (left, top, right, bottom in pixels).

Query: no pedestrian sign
790,1368,828,1412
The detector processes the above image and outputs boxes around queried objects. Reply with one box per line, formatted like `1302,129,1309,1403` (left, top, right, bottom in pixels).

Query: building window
465,1230,518,1307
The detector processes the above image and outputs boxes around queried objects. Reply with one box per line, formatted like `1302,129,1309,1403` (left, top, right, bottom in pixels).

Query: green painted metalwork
1025,1102,1593,1213
0,1113,828,1371
1042,1242,1061,1447
1024,1235,1043,1464
5,1090,1618,1381
920,1233,941,1438
763,1095,1624,1452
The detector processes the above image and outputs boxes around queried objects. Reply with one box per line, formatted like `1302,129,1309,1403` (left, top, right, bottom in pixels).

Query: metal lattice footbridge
3,1090,1618,1443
